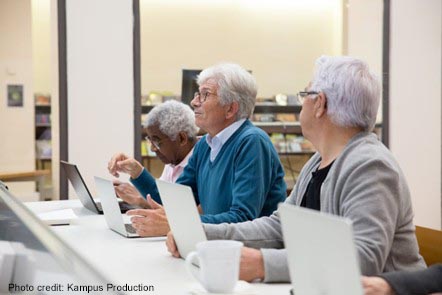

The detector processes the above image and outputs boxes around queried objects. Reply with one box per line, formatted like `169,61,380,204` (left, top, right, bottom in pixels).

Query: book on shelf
35,114,51,124
34,93,51,105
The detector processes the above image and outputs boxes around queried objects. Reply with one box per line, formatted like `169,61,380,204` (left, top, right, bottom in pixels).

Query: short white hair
144,100,198,140
197,63,257,120
311,56,381,132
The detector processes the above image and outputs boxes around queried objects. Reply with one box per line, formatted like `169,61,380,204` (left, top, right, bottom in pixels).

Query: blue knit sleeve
130,168,161,204
201,134,285,224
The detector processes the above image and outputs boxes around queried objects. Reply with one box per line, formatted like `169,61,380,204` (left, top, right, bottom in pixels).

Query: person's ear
314,92,327,118
178,131,188,146
225,101,239,120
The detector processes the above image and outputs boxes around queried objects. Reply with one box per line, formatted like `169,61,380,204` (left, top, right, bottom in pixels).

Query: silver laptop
94,176,140,238
156,180,207,259
279,203,363,295
61,161,136,214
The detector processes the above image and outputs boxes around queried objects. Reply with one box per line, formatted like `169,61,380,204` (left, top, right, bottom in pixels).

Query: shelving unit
140,103,313,185
253,121,302,135
35,103,52,171
32,99,53,200
140,102,383,187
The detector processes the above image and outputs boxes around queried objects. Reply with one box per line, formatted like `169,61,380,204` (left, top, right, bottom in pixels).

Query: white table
26,200,291,295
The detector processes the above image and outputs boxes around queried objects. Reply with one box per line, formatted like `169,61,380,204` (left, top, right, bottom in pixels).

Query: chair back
415,225,442,266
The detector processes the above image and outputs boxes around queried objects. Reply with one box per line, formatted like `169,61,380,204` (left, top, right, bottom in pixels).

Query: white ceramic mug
185,240,243,293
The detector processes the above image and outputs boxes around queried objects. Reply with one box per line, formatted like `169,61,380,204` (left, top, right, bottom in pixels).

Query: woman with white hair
167,56,426,282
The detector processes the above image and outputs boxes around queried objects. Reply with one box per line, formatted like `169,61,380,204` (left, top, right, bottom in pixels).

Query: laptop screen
61,161,99,213
279,203,363,295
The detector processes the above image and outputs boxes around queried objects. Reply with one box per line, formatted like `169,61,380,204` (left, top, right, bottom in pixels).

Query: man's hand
166,231,181,258
113,180,149,208
239,247,265,282
108,153,143,179
361,276,394,295
126,195,169,237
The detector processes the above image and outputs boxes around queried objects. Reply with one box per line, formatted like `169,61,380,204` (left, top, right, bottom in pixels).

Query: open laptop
156,180,207,259
279,203,363,295
94,176,140,238
61,161,136,214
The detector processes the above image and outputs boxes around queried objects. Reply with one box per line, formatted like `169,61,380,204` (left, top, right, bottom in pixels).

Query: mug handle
185,251,202,284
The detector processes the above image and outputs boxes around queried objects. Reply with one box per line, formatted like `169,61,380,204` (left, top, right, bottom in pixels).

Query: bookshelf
140,102,382,187
35,96,52,171
140,103,315,185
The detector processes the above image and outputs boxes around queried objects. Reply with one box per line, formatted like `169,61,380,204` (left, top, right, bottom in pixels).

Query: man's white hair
197,63,257,120
311,56,381,132
144,100,198,140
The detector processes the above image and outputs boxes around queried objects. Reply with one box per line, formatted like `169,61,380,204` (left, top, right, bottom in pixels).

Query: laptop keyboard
96,202,136,213
125,224,137,234
119,202,137,212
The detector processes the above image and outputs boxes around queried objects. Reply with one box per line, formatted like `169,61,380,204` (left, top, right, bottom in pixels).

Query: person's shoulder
335,132,403,180
236,120,270,142
341,132,396,164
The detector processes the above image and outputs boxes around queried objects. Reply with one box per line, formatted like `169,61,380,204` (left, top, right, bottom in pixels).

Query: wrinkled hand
239,247,265,282
126,195,169,237
361,276,394,295
113,180,149,208
108,153,143,179
166,231,181,258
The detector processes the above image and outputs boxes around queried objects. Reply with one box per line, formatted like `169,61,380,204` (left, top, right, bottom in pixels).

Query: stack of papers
37,209,77,226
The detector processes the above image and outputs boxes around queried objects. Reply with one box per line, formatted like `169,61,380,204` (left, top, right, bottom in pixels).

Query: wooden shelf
36,157,52,160
35,105,51,112
254,104,301,113
253,122,302,134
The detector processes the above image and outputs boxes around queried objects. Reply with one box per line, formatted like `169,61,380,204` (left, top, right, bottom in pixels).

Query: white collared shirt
206,119,246,162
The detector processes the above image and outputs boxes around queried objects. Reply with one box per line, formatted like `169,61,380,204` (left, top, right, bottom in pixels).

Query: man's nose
190,96,200,108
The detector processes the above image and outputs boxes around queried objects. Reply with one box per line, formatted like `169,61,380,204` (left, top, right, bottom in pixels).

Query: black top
381,264,442,295
300,161,334,211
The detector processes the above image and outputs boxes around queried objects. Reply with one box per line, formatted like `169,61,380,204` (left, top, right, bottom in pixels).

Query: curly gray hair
197,63,257,120
311,56,381,132
144,100,198,140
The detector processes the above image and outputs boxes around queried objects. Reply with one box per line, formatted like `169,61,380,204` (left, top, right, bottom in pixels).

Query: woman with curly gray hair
107,101,199,236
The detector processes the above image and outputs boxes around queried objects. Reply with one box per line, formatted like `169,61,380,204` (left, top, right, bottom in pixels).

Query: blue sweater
131,120,286,224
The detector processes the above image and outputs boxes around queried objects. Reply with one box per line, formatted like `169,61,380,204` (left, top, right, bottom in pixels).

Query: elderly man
167,56,426,282
109,63,286,236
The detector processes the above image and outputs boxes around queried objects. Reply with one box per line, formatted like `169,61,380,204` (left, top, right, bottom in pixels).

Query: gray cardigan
204,132,426,282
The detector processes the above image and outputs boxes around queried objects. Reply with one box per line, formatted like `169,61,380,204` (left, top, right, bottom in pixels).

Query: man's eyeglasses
145,136,162,150
297,91,319,105
193,91,216,104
